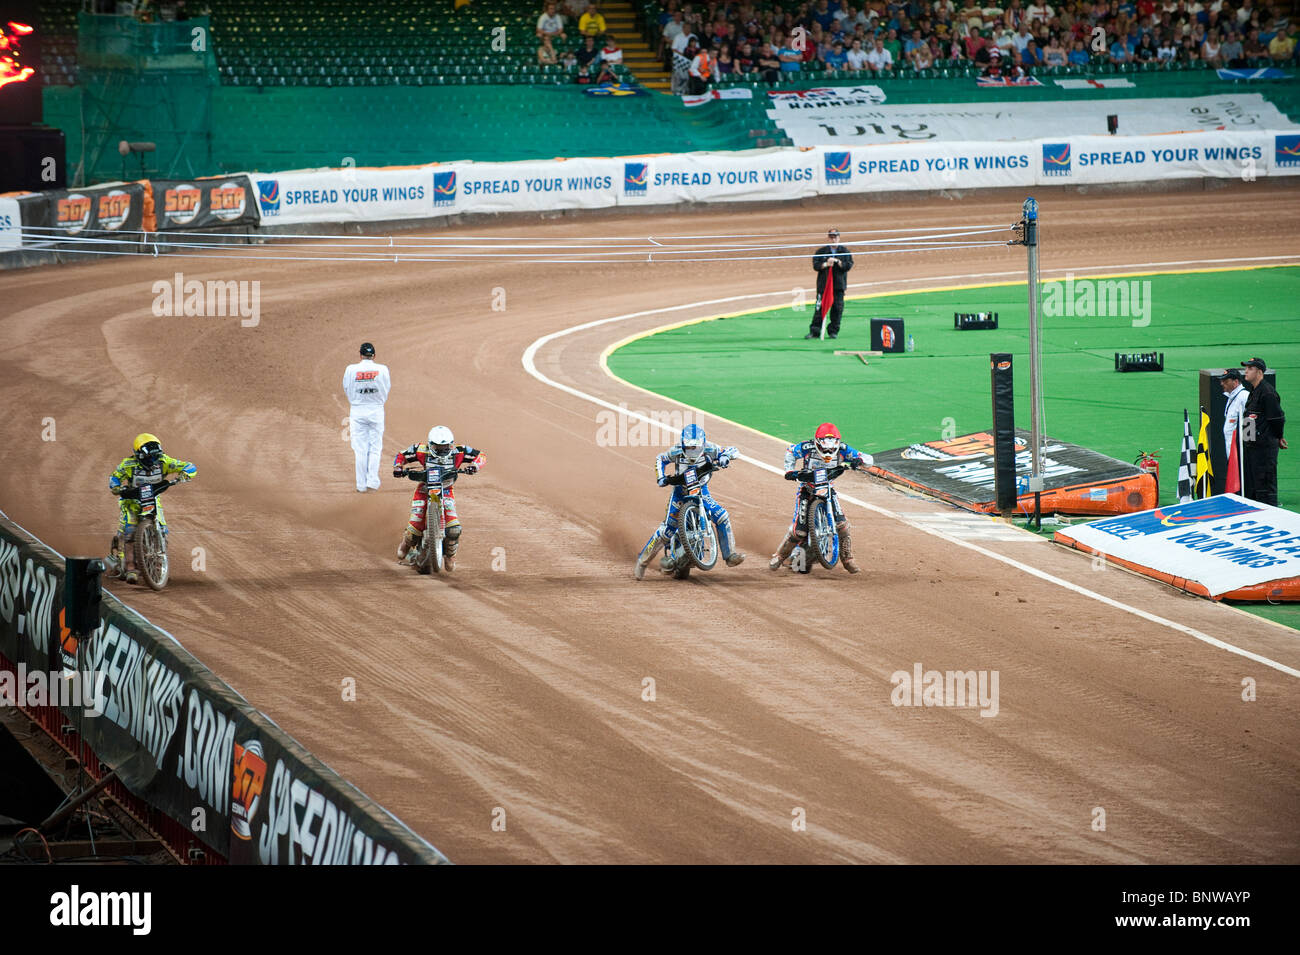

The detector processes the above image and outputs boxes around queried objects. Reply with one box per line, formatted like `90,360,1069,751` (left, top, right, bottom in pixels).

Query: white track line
521,258,1300,679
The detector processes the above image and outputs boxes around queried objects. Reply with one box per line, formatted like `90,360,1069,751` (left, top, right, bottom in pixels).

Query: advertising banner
768,93,1298,146
0,197,20,251
0,512,450,864
867,429,1157,515
1055,495,1300,599
151,175,257,231
251,167,439,225
1036,130,1273,184
13,181,146,248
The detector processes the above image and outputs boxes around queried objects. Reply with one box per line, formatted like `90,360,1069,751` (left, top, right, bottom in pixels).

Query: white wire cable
11,240,1008,265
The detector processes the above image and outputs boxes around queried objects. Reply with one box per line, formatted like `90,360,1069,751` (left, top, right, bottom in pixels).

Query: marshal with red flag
815,266,834,340
1225,408,1243,494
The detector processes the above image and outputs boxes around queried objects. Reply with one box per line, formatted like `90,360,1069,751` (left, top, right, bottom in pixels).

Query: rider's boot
106,535,124,577
122,537,140,585
718,516,746,567
444,524,461,572
634,527,665,581
769,532,797,571
837,522,861,574
397,526,421,561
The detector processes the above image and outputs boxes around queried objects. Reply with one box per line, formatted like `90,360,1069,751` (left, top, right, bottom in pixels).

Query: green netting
75,13,219,184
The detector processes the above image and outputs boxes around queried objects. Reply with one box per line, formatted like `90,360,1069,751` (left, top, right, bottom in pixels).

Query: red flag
817,266,833,325
1225,418,1241,494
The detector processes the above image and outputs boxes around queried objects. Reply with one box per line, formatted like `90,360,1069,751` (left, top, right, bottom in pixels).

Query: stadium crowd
640,0,1298,89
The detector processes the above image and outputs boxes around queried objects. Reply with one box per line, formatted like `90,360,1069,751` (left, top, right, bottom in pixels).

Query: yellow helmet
133,433,163,466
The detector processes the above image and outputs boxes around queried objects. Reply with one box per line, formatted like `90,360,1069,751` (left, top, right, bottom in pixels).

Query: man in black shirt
1240,357,1288,506
806,227,854,339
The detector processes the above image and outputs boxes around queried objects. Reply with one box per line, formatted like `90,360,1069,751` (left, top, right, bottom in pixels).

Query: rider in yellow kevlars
107,433,197,584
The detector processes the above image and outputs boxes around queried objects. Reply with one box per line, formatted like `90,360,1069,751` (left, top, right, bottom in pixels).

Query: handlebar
404,467,475,482
796,464,851,482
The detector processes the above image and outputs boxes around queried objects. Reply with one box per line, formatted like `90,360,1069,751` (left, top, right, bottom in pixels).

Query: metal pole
1022,197,1043,528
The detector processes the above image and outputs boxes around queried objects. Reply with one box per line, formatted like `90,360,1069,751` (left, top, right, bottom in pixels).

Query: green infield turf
607,265,1300,511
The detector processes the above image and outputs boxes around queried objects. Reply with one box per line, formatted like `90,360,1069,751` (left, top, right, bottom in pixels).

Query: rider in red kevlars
393,425,484,572
769,422,870,574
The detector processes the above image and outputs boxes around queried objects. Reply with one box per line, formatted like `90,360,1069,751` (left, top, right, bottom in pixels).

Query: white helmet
427,425,454,459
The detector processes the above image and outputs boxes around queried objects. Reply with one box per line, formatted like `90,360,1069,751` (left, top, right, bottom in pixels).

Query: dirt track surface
3,184,1299,864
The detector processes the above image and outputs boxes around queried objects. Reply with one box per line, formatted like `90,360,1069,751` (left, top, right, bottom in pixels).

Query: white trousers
350,408,384,491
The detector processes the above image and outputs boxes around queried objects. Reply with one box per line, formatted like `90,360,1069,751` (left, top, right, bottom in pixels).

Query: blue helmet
680,423,706,462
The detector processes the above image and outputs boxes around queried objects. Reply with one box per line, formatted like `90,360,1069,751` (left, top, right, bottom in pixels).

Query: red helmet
814,422,841,460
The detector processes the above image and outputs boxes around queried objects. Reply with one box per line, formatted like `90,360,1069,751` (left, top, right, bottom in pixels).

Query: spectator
1012,21,1035,51
1136,30,1158,58
1178,33,1201,60
885,26,904,60
736,40,757,72
537,2,567,43
671,37,695,93
595,60,619,85
1201,27,1222,62
661,11,685,55
778,35,804,70
847,36,870,68
912,36,936,65
1110,32,1133,61
538,34,559,64
758,41,783,80
688,45,715,92
1243,27,1267,60
575,33,601,82
1026,1,1056,24
716,41,735,73
1068,37,1092,62
1157,31,1179,61
578,3,606,37
826,39,851,68
1044,34,1068,63
905,26,928,55
1269,25,1295,61
602,32,623,64
866,34,895,70
1220,29,1244,65
812,0,837,30
1023,36,1044,62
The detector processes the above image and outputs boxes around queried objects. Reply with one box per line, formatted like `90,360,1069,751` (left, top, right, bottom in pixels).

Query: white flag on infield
1054,77,1136,89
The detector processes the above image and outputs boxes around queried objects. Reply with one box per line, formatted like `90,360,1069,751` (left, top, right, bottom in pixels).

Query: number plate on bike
814,468,827,482
138,483,154,501
684,467,696,483
427,466,441,484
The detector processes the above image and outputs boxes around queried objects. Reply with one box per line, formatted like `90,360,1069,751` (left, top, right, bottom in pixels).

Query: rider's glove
463,465,478,475
850,458,863,470
656,475,668,487
784,470,798,481
393,467,405,478
665,474,686,486
407,470,427,481
118,486,139,500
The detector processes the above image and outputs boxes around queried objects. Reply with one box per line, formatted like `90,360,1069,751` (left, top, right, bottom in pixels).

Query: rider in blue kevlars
634,423,746,579
769,422,870,574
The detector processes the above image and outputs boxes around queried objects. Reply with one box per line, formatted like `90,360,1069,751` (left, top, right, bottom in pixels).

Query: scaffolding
75,12,217,185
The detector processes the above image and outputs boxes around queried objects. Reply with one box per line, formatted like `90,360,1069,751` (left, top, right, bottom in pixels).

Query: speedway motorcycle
106,478,184,590
403,463,473,575
792,462,857,573
663,457,721,580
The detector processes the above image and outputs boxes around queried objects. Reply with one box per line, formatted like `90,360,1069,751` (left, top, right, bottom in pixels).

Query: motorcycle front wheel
134,519,169,590
808,497,839,570
680,498,719,571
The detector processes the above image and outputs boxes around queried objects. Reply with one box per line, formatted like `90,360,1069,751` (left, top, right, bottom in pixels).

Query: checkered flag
1176,408,1194,504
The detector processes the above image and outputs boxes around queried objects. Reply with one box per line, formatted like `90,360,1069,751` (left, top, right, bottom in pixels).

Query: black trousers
1243,442,1279,506
809,287,845,336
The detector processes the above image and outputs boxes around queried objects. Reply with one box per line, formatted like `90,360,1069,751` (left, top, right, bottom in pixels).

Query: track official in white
343,342,391,492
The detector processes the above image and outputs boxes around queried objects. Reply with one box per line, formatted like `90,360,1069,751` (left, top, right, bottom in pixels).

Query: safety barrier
0,511,451,864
